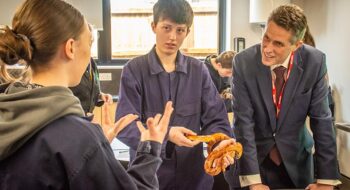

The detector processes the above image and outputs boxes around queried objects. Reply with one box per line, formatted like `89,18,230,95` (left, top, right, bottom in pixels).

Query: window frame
97,0,227,65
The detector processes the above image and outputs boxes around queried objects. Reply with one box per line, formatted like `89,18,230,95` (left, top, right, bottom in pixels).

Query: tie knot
273,66,286,78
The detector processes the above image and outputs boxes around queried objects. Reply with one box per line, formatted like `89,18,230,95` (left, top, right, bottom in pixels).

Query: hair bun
0,26,33,66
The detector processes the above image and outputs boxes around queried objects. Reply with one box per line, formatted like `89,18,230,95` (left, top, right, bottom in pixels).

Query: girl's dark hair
0,0,85,71
153,0,194,28
303,25,315,47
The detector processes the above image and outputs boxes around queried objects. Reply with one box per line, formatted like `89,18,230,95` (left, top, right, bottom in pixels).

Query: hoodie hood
0,82,84,161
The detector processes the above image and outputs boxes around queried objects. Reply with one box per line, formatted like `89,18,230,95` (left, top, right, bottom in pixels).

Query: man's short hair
153,0,194,28
268,4,307,43
216,51,236,69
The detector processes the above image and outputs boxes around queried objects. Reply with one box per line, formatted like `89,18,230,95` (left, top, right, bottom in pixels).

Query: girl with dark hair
0,0,173,189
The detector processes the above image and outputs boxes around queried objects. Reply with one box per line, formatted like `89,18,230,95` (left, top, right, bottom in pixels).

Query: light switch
99,73,112,81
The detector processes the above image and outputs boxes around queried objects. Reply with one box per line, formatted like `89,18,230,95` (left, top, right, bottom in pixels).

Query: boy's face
218,68,232,78
152,18,189,56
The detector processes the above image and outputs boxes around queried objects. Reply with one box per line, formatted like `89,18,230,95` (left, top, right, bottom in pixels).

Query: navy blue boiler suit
116,47,233,190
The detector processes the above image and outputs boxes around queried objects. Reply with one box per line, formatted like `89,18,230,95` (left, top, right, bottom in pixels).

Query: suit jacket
227,44,339,188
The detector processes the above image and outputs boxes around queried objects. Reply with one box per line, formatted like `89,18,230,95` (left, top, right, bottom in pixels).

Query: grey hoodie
0,82,84,161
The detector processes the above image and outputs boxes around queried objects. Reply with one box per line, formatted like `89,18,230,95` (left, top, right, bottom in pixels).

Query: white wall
230,0,262,49
0,0,103,29
0,0,23,26
230,0,290,49
294,0,350,123
230,0,350,123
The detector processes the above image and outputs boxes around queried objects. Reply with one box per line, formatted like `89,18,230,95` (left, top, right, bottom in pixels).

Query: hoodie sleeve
69,126,162,190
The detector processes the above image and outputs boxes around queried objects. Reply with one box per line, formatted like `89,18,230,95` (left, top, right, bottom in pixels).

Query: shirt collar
148,45,188,75
271,52,292,71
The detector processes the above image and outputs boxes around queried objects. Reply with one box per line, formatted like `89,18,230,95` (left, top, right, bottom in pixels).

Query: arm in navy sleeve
308,54,340,181
231,55,260,177
115,64,142,151
70,125,163,190
200,64,233,137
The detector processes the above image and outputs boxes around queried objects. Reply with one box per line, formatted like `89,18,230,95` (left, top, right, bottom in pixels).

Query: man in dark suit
226,4,340,190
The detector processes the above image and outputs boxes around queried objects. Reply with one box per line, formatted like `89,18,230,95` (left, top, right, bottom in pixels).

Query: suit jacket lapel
277,51,304,130
256,62,277,132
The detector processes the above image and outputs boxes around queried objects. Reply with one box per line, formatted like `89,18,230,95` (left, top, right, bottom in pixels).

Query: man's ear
64,38,75,60
151,22,156,33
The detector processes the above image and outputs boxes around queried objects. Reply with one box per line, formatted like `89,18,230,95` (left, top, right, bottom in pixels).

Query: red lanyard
272,52,294,117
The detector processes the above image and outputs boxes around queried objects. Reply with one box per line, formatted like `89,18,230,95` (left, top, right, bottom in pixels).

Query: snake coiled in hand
187,133,242,176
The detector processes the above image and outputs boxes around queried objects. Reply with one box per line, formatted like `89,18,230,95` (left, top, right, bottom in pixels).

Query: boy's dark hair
268,4,307,43
153,0,194,28
216,51,236,69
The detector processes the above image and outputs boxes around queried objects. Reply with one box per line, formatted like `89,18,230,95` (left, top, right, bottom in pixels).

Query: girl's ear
64,38,75,60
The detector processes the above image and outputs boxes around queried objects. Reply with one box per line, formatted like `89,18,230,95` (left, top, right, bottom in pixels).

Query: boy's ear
151,22,156,33
217,62,222,68
64,38,75,60
186,28,191,36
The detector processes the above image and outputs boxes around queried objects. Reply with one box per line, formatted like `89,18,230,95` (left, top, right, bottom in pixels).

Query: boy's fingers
181,127,197,136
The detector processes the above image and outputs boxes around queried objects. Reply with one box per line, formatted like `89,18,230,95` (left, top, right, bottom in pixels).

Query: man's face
152,18,189,57
261,21,299,66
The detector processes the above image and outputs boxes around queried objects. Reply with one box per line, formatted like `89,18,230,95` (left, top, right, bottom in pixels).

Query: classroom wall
230,0,263,49
0,0,103,29
230,0,350,123
295,0,350,123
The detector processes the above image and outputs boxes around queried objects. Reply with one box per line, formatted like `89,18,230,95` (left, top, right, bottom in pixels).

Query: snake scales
186,133,243,176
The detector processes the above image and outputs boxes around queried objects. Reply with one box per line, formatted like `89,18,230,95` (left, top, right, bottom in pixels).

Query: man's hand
136,101,174,144
168,127,201,147
249,183,270,190
306,183,334,190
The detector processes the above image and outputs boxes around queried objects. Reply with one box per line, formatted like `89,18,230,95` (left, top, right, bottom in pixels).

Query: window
96,0,226,64
110,0,219,59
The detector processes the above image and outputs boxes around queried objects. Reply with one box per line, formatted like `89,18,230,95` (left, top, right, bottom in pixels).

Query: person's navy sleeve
308,54,339,180
200,64,233,137
231,54,260,175
70,123,162,190
115,63,142,151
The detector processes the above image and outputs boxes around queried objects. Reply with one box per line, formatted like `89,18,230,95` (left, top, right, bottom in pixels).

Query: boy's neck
156,48,177,73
